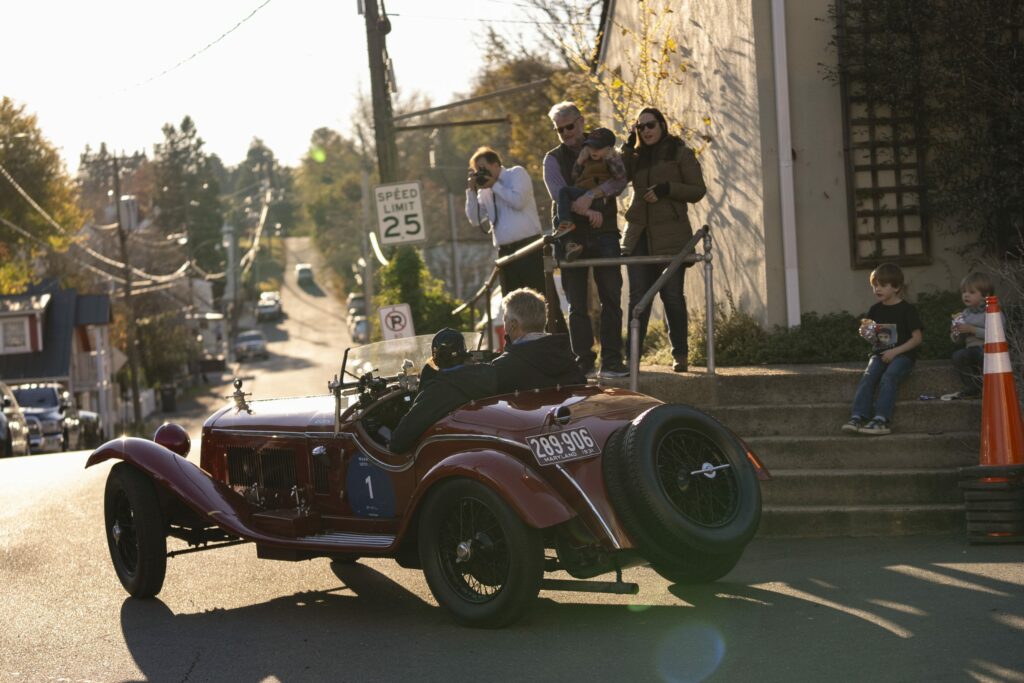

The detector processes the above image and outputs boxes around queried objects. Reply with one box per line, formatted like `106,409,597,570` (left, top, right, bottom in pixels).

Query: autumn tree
0,97,85,293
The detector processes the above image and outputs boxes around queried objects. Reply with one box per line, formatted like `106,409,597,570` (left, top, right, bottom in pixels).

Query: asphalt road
2,237,1023,682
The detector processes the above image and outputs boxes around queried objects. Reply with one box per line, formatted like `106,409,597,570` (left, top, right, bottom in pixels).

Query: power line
388,13,588,26
116,0,275,94
0,159,190,283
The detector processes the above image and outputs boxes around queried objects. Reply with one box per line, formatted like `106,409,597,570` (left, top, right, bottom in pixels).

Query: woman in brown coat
621,107,707,372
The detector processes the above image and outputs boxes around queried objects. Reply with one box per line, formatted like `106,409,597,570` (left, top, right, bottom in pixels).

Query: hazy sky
3,0,549,173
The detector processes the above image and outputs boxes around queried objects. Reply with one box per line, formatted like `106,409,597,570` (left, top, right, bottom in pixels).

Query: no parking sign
379,303,415,341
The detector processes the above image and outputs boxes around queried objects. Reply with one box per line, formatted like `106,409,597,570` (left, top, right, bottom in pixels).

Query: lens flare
655,622,725,683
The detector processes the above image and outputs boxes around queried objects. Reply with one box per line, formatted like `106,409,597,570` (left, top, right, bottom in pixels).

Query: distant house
596,1,974,327
0,286,116,437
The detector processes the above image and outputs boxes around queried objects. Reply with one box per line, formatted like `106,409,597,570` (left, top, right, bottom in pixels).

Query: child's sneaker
551,221,576,240
841,417,864,434
565,242,584,262
858,418,891,435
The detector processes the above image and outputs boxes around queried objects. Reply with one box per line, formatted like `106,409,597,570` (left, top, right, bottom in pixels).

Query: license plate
526,427,601,466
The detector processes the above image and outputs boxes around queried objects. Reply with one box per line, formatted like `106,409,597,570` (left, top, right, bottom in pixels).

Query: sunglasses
636,120,660,131
555,117,580,134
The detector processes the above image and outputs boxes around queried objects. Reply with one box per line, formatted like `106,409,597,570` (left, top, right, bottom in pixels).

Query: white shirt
465,165,543,247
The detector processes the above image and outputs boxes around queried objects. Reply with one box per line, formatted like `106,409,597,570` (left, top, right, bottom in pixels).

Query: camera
469,167,491,185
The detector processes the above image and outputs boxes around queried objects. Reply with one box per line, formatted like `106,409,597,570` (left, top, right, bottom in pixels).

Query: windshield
238,331,264,341
13,387,59,407
343,332,482,380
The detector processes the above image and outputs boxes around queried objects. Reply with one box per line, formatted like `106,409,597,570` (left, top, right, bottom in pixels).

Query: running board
541,578,640,595
296,531,396,548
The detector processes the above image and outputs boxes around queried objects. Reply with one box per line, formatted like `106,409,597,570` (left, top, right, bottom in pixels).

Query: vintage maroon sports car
88,334,769,628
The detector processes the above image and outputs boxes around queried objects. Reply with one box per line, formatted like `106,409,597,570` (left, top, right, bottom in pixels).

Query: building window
1,318,30,353
835,0,931,269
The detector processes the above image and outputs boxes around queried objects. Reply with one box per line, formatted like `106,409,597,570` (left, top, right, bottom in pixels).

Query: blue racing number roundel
345,452,396,518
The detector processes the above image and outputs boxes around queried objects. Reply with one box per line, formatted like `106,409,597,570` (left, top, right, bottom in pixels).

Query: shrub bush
374,246,471,340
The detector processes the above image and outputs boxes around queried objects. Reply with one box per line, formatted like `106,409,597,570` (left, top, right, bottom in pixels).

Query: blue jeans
561,232,623,369
851,354,915,422
625,237,688,361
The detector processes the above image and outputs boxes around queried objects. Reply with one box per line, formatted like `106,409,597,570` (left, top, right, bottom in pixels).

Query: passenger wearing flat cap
492,288,586,394
389,328,498,454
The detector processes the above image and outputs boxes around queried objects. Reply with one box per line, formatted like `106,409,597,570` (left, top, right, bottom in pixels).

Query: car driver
388,328,498,453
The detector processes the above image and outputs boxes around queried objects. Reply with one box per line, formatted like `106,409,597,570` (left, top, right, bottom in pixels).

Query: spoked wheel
419,479,543,628
655,426,740,528
603,405,761,573
104,463,167,597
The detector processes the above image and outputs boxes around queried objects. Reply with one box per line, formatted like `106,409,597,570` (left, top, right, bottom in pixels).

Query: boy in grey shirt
941,272,994,400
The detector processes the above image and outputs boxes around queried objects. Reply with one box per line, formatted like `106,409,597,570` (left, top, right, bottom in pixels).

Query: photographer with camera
464,146,546,296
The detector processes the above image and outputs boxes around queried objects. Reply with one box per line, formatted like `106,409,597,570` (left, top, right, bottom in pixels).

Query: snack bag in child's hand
859,318,878,343
950,312,965,331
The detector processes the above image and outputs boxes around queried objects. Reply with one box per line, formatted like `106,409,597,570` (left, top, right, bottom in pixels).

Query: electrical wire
0,159,190,282
116,0,275,94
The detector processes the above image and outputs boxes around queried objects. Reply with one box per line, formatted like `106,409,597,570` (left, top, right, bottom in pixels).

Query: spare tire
604,404,761,558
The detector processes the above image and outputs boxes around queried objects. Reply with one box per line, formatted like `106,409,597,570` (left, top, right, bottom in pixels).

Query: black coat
389,363,498,453
493,334,587,394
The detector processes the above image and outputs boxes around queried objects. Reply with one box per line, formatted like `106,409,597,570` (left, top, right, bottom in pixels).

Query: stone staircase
606,361,981,537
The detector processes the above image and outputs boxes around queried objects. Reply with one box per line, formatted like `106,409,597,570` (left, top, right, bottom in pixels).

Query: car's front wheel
418,479,544,628
104,463,167,597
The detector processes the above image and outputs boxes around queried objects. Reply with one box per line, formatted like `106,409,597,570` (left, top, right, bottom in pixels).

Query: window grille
836,0,931,268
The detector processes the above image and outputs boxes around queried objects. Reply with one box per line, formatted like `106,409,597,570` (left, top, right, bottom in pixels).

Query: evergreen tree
152,116,224,272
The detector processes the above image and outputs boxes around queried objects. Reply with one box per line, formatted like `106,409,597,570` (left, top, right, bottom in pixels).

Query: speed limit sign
375,181,426,246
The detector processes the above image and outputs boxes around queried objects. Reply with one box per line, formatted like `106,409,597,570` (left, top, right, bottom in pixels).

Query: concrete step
617,361,965,406
761,469,963,506
747,432,979,470
707,400,981,437
759,504,965,537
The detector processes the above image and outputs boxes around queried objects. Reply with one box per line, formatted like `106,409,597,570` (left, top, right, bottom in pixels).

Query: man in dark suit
492,288,586,394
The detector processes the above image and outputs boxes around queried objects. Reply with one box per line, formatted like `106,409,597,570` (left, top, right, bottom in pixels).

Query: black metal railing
453,225,716,390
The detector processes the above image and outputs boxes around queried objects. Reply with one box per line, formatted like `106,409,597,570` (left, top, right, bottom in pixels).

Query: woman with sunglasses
620,107,707,372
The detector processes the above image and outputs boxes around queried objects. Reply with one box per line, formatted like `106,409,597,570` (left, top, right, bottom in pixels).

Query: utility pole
113,155,143,432
360,165,376,308
362,0,398,183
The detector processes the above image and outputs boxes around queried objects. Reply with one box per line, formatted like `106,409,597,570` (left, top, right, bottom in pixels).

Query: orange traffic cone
960,295,1024,544
979,295,1024,468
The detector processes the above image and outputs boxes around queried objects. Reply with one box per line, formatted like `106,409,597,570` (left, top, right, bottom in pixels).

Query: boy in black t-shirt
842,263,924,436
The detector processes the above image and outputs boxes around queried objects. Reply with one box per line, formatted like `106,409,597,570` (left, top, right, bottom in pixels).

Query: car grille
226,446,296,490
26,417,41,436
312,455,330,495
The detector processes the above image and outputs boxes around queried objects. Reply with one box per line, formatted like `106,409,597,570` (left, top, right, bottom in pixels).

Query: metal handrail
451,225,715,388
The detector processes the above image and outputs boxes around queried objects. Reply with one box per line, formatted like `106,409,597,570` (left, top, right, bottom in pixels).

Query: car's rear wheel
418,479,543,628
2,433,12,458
104,463,167,597
604,405,761,561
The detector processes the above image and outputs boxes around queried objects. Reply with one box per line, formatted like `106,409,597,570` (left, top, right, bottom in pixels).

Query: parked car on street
0,382,31,457
234,330,269,361
79,410,104,449
256,291,282,321
295,263,313,284
348,315,369,344
346,293,366,317
12,382,81,452
87,333,768,628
